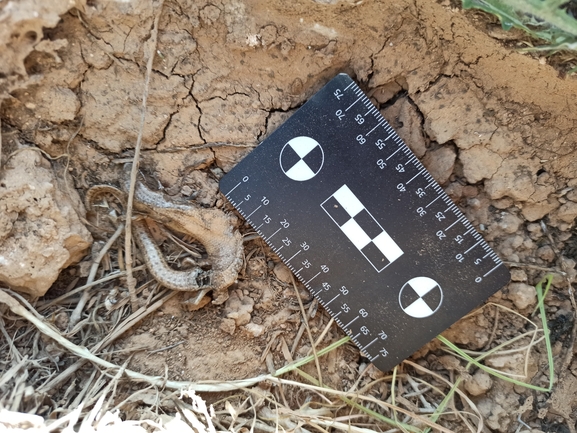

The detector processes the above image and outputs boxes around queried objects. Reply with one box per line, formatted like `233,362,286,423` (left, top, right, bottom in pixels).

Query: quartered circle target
399,277,443,318
279,136,324,181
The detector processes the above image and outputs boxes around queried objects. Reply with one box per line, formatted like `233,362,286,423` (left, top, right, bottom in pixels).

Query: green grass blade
422,377,462,433
507,0,577,36
274,336,351,377
437,275,554,392
291,366,423,432
462,0,577,52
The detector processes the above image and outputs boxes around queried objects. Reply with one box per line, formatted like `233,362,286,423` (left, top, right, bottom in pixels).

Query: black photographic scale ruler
219,73,510,372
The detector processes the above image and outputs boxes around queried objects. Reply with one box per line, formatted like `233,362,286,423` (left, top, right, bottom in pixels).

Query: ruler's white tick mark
425,195,441,208
306,272,321,285
246,205,262,218
225,181,242,196
287,250,302,263
386,147,401,160
346,95,363,111
266,227,282,241
465,240,482,254
325,293,340,306
344,315,360,328
364,337,379,350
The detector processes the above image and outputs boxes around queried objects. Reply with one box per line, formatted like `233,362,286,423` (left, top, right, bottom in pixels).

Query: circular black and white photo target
398,277,443,318
279,136,324,181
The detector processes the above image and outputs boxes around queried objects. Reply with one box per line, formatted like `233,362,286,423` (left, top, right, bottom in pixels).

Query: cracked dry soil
2,0,577,431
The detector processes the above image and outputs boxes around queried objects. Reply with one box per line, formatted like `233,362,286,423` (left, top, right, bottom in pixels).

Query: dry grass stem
291,274,323,387
36,265,146,310
68,223,125,329
124,0,165,311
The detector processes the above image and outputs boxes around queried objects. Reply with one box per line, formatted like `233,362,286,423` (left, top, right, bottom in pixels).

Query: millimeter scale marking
220,73,510,372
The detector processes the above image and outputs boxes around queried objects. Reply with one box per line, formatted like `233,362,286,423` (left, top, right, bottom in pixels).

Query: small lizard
86,166,243,305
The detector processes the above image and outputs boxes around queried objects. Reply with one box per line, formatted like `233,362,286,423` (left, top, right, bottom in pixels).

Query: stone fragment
437,355,462,371
536,245,555,262
462,186,478,197
224,292,255,326
510,269,527,282
477,399,509,432
464,370,493,396
492,197,513,209
381,97,427,158
507,283,536,310
459,146,502,183
442,316,488,350
413,77,496,150
220,318,236,335
370,81,402,104
560,257,577,283
0,0,76,80
273,262,293,284
0,149,92,296
555,201,577,224
444,182,463,200
183,295,211,311
486,353,526,376
521,198,559,222
422,146,456,184
244,322,265,338
495,212,523,234
484,156,540,201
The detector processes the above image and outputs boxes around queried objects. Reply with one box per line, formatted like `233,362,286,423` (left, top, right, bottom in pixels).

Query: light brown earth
1,0,577,432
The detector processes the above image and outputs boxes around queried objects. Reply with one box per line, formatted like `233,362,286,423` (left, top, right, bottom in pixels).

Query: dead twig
0,287,277,392
62,116,84,193
504,261,567,275
290,274,323,387
38,289,177,393
68,223,125,330
0,99,2,164
148,340,186,354
36,265,145,311
125,0,165,311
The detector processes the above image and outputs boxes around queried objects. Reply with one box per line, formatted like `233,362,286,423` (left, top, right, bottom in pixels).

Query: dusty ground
1,0,577,432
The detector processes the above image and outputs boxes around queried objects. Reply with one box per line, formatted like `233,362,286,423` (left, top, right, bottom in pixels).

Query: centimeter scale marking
220,74,510,371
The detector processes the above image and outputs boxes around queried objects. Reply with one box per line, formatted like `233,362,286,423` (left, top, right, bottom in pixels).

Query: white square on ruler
340,219,371,250
373,231,403,263
333,185,364,217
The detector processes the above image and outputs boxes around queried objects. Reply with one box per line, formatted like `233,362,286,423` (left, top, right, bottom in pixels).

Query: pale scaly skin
132,218,210,290
128,178,244,305
86,170,244,305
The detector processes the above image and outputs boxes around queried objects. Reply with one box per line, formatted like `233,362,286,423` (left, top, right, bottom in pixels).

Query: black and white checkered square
321,185,403,272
